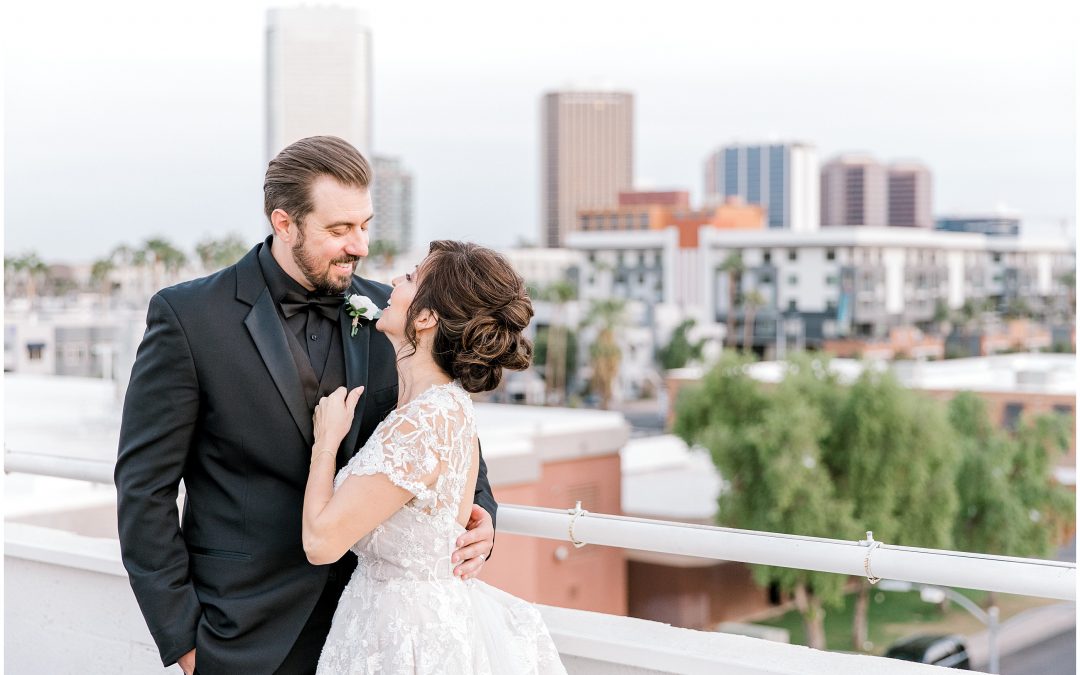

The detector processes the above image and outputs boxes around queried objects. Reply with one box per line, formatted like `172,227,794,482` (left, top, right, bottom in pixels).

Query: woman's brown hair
403,241,533,393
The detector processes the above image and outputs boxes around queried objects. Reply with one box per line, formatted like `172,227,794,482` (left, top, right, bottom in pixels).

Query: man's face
292,175,373,294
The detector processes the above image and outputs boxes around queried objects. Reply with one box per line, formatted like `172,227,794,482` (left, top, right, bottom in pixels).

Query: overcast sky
4,0,1077,263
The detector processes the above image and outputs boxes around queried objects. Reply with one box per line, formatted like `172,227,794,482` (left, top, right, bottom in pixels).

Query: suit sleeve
473,438,499,557
114,293,202,667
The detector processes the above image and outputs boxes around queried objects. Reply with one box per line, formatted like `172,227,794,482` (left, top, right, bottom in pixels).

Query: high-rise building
887,162,933,228
370,156,413,253
265,7,373,161
540,90,634,248
703,142,819,232
820,155,887,227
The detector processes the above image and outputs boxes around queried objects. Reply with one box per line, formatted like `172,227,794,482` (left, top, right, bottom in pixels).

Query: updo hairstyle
403,240,534,393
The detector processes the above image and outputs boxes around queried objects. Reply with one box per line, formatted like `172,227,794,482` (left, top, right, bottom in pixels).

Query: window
1002,403,1024,431
826,248,836,261
1053,404,1073,417
638,213,649,229
788,249,797,261
826,275,837,285
26,343,45,361
588,252,596,264
788,300,798,312
638,252,645,267
763,250,772,263
788,274,798,286
993,253,1002,263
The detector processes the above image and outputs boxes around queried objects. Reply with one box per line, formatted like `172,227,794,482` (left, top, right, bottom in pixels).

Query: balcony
6,446,1075,674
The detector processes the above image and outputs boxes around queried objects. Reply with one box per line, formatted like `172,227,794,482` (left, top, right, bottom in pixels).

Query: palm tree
90,258,116,295
195,234,248,272
5,252,48,300
585,298,627,409
368,239,400,267
541,280,577,404
143,237,188,288
741,290,766,355
719,252,744,350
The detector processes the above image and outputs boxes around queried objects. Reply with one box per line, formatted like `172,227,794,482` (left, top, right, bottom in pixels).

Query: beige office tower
820,155,887,227
887,162,933,228
541,91,634,248
266,6,373,161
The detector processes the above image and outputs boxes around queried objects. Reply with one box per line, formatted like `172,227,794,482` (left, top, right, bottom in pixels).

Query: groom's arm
473,439,498,531
115,292,202,667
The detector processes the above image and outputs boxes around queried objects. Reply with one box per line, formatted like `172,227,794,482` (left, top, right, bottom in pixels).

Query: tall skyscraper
370,156,413,253
703,142,819,231
541,90,634,248
887,162,933,228
265,7,373,161
820,155,887,227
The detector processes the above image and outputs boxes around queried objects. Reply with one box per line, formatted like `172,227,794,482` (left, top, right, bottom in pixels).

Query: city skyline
5,0,1077,263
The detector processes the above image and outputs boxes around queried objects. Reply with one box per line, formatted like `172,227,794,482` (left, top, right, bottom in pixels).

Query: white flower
348,294,382,318
345,294,383,336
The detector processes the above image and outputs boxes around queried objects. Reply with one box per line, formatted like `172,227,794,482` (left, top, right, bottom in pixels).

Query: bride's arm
303,460,415,565
302,387,437,565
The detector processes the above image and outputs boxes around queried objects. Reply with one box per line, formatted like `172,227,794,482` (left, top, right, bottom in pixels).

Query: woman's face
375,259,422,337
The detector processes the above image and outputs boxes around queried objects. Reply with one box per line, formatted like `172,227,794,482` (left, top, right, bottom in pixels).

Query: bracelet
310,449,336,467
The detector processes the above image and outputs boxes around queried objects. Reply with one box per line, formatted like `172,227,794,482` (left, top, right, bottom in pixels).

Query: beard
291,225,358,295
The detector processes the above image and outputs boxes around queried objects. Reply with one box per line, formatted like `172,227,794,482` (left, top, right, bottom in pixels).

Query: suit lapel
245,287,314,447
341,283,371,456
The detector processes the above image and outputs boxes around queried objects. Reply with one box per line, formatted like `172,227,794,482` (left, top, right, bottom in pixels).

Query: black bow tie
279,291,344,321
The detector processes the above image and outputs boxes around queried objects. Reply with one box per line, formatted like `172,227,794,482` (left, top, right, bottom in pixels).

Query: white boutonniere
345,294,383,337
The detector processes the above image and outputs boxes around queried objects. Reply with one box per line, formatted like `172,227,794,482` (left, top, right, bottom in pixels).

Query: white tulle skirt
316,575,566,674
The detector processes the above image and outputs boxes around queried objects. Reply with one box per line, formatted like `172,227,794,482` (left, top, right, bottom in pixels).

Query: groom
115,136,497,675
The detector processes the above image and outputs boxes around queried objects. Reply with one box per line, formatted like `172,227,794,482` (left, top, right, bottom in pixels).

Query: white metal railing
6,452,1075,602
499,505,1076,602
5,451,115,484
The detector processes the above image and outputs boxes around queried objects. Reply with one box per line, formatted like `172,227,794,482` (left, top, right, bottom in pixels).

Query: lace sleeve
340,403,442,501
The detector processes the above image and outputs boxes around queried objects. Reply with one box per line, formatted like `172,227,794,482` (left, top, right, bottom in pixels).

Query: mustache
331,256,360,265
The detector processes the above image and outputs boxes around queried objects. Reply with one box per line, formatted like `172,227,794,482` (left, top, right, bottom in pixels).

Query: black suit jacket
115,242,498,673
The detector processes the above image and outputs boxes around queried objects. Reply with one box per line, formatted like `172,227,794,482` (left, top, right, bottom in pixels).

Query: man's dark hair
263,136,372,226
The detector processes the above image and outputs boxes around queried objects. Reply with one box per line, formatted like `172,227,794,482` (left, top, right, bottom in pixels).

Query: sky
4,0,1078,263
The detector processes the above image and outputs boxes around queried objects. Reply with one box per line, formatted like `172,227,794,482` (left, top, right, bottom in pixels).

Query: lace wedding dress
316,381,566,674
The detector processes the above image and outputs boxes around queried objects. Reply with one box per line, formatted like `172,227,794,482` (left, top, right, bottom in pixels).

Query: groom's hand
453,505,494,580
178,648,196,675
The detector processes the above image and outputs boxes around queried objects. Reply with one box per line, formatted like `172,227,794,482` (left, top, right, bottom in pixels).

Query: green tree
368,239,400,266
949,392,1075,611
533,327,578,396
657,318,705,371
4,252,48,299
719,252,744,349
540,280,577,404
826,369,960,650
674,353,855,649
90,258,116,294
585,298,626,409
195,234,248,272
144,237,188,277
741,289,766,355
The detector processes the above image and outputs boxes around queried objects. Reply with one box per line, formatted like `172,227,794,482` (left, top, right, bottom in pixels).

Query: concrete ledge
538,605,945,675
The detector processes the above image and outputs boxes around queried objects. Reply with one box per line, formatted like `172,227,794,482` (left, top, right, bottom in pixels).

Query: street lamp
878,580,1000,673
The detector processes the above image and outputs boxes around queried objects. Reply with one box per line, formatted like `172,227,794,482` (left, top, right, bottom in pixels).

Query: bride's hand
313,386,365,451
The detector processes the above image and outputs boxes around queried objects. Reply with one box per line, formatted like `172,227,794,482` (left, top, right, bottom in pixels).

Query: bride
302,240,566,674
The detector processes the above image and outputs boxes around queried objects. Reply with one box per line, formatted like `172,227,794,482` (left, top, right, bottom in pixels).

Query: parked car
883,634,971,669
